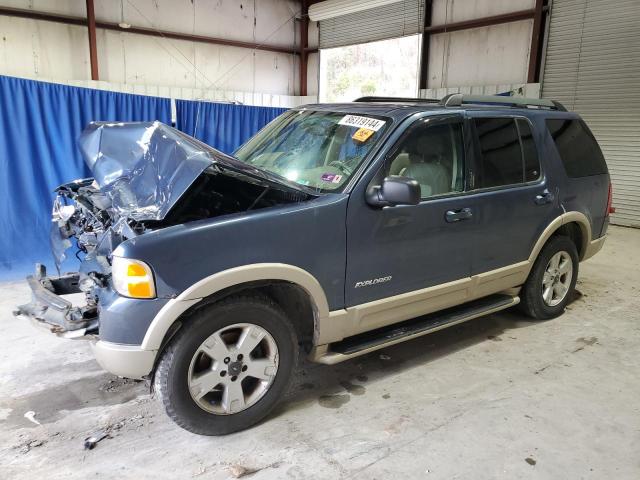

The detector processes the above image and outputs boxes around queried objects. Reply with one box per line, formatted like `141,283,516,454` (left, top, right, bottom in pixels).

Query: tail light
606,182,615,215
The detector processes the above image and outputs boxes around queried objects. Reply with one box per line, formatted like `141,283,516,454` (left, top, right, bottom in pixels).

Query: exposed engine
51,178,140,293
54,179,111,256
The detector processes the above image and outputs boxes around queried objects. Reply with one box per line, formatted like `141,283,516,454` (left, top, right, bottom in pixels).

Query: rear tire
520,235,579,320
154,294,298,435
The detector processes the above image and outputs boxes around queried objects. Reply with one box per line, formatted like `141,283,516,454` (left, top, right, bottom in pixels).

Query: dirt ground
1,225,639,479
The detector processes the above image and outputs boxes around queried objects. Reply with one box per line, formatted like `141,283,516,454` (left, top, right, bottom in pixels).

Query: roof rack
354,96,440,104
440,93,567,111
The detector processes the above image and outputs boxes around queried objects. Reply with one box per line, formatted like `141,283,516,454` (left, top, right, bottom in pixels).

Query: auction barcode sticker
339,115,386,132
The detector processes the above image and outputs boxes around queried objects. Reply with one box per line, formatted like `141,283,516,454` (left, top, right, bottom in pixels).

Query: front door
345,114,474,307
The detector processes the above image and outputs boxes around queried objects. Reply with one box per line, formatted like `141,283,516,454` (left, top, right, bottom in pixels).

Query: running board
312,294,519,365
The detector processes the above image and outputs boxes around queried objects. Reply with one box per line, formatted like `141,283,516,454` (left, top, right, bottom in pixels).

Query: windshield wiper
247,186,270,211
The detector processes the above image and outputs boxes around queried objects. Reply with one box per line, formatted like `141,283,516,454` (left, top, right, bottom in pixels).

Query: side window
473,117,542,188
387,120,465,199
546,119,608,177
474,118,522,188
517,119,541,182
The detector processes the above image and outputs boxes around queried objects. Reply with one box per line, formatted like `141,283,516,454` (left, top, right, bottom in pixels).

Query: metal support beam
425,8,537,35
419,0,433,90
86,0,99,81
299,0,309,96
527,0,545,83
0,6,299,55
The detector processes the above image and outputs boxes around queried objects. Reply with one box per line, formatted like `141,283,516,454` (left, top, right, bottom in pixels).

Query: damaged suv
16,94,612,435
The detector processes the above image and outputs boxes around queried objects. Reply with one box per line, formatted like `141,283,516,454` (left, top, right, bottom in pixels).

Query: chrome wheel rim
188,323,279,415
542,251,573,307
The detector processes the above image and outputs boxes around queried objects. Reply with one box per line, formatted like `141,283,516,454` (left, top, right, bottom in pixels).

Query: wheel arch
141,263,330,353
528,212,592,268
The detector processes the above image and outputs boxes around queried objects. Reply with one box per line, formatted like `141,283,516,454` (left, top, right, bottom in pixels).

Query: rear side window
546,119,607,177
473,117,541,189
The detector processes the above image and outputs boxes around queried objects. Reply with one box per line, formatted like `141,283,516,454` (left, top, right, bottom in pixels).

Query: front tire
520,235,579,320
154,294,298,435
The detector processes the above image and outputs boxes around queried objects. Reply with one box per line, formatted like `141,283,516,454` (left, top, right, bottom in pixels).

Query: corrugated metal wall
542,0,640,227
319,0,425,49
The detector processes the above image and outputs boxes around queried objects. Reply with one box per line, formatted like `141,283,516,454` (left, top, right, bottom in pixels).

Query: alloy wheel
187,323,279,415
542,250,573,307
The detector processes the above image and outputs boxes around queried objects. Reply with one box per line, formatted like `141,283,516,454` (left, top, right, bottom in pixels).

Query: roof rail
354,96,440,104
441,93,567,111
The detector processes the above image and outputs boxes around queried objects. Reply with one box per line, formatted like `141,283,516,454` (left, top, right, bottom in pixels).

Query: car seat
400,135,451,197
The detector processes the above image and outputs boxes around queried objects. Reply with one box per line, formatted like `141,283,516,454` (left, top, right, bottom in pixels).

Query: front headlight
111,256,156,299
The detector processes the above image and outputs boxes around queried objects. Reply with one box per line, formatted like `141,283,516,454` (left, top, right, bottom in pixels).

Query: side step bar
313,294,519,365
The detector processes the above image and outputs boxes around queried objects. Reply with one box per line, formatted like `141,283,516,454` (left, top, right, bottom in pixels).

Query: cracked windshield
234,110,389,192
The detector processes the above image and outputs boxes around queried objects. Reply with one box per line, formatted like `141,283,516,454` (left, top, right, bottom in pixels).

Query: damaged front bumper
14,265,98,339
15,264,166,379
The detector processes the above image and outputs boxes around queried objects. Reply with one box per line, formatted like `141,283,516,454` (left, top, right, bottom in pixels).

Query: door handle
445,207,473,223
535,190,555,205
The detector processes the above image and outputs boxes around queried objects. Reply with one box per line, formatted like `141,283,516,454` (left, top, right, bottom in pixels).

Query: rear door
466,113,563,274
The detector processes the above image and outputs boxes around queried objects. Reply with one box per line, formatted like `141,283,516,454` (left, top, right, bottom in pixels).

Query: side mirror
366,176,421,207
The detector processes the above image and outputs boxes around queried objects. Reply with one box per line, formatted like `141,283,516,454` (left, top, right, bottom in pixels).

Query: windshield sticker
339,115,386,132
321,173,343,183
352,127,375,143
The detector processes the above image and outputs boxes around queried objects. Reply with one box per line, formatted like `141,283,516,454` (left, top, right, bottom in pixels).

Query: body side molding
314,263,529,345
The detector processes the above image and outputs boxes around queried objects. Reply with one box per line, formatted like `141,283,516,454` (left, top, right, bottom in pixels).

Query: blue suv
16,94,612,435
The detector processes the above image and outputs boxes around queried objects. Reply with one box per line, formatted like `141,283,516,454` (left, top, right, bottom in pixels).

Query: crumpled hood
78,121,267,221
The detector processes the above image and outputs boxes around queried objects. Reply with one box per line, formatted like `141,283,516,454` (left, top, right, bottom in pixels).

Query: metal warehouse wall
542,0,640,227
0,0,300,96
428,0,535,88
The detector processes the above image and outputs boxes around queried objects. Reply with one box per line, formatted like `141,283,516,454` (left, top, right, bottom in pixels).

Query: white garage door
317,0,425,49
541,0,640,227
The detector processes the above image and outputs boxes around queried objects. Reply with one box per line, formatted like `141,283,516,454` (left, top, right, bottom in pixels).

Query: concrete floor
0,225,638,479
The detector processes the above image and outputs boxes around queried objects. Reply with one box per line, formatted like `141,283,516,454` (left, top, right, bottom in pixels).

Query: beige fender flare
526,211,596,276
140,263,330,351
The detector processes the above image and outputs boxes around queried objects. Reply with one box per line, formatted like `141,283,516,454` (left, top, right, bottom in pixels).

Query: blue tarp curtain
175,99,287,153
0,75,286,279
0,75,172,279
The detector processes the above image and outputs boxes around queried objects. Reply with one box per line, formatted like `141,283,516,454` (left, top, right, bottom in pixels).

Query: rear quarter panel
539,112,610,239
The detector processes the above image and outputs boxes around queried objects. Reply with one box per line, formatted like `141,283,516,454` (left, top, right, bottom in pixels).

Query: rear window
473,117,541,189
545,119,607,177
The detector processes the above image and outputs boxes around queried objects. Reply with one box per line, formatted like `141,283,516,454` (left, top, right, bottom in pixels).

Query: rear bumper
91,340,156,379
583,235,606,261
